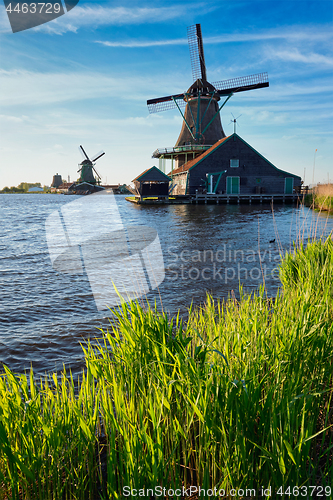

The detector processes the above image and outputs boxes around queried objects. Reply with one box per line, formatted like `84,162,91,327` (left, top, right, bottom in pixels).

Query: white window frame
230,159,239,168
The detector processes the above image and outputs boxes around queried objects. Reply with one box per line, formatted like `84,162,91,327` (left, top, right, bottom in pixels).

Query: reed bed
304,183,333,213
0,237,332,499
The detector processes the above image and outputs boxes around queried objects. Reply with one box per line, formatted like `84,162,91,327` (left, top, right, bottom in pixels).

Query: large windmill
147,24,269,169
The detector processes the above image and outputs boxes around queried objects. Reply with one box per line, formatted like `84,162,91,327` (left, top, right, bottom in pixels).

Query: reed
0,237,332,499
304,183,333,213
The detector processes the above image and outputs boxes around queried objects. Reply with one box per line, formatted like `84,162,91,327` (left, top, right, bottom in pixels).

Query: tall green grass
1,237,332,499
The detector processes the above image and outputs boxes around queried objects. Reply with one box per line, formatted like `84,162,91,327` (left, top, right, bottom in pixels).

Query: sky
0,0,332,190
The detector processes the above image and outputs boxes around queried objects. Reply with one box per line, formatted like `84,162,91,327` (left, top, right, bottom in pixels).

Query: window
230,159,239,168
256,178,261,183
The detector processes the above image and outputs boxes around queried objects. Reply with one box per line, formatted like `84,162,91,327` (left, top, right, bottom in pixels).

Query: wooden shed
132,167,172,201
170,133,302,196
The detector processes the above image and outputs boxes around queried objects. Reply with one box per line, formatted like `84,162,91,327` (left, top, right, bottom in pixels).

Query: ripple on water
1,194,332,377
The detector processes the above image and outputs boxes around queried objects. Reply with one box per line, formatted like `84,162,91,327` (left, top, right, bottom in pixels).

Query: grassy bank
304,183,333,213
1,238,333,499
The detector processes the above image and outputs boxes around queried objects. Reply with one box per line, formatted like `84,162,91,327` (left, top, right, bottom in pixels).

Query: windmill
147,24,269,169
77,145,105,185
229,113,242,134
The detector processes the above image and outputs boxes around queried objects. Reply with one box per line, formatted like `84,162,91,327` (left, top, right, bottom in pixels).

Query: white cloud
30,4,207,35
204,25,333,44
95,38,187,48
0,67,192,108
266,48,333,67
95,24,333,49
0,69,136,106
0,114,30,123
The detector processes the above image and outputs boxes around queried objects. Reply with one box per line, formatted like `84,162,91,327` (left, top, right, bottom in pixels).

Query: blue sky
0,0,332,189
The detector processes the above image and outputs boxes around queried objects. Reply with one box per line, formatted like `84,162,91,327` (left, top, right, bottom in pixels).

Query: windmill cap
80,159,93,165
186,79,220,100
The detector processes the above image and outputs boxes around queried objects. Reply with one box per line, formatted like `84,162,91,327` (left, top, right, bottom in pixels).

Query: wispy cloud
29,4,207,35
0,69,132,106
266,47,333,67
0,114,30,123
95,38,187,48
205,25,333,44
95,24,333,48
0,68,189,107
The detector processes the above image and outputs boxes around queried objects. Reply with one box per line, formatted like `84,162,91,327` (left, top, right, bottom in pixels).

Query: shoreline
1,237,332,498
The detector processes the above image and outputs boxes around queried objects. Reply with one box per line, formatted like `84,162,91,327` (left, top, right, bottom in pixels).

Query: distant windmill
78,145,105,185
147,24,269,169
229,113,242,134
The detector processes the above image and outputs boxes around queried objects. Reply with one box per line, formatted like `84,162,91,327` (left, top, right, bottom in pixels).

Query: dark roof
169,133,301,179
132,166,172,183
170,136,231,175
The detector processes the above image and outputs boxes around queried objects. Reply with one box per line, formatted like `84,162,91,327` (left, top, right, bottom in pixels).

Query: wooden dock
193,193,301,204
126,195,191,205
126,193,302,205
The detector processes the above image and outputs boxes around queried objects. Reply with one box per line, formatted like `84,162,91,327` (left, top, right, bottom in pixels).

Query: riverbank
0,237,332,499
304,183,333,213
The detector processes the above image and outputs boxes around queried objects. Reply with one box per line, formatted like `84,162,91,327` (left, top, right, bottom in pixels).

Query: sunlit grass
0,237,332,499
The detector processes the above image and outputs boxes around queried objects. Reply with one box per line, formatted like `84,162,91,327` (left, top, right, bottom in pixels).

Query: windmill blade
231,113,242,122
187,24,207,82
79,145,90,161
91,151,105,162
92,166,101,180
213,73,269,95
147,93,186,113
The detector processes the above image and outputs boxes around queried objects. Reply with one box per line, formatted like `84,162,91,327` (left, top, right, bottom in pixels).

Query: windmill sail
79,145,90,161
91,151,105,162
213,73,269,95
147,94,186,113
147,73,269,114
187,24,207,82
147,22,268,115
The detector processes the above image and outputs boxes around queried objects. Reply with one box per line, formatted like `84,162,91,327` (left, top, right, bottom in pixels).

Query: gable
171,134,300,180
133,166,171,183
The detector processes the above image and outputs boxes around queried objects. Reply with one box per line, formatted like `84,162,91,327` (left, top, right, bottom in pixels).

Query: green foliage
0,238,332,498
0,183,43,194
0,186,25,193
17,182,41,192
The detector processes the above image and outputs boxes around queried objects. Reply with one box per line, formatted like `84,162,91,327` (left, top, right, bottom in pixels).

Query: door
285,177,294,194
226,176,240,194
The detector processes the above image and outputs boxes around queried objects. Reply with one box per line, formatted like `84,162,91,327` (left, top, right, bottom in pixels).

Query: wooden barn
169,133,302,196
133,166,171,201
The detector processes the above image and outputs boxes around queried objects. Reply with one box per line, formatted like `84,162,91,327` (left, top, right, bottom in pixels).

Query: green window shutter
232,177,239,193
226,177,240,194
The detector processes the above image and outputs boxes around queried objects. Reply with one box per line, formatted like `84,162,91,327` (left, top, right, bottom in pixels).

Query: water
1,193,332,378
